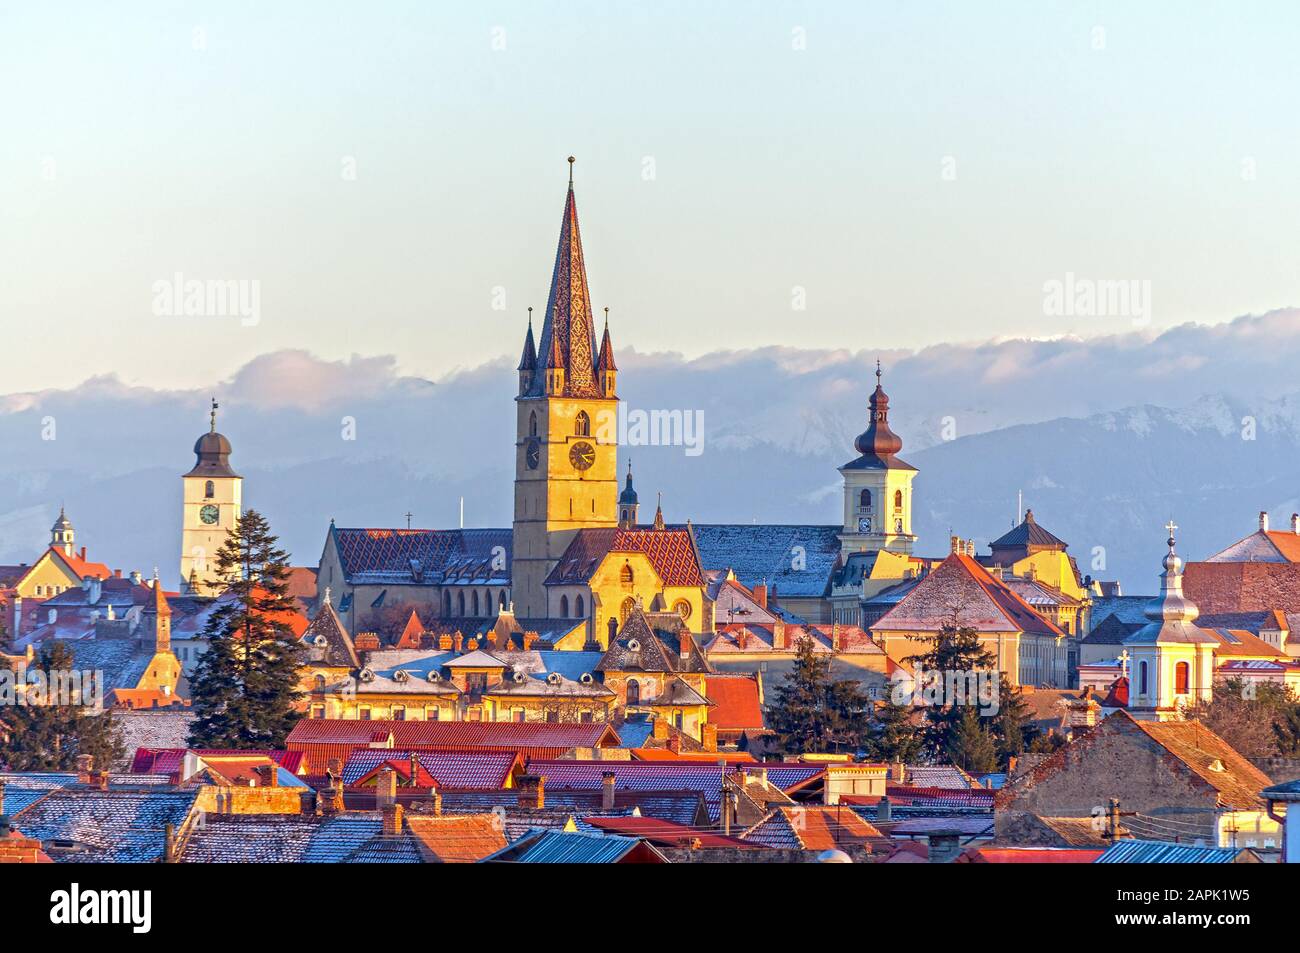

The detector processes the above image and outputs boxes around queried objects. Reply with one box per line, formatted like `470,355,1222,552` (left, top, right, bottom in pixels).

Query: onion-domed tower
180,398,243,596
838,361,917,558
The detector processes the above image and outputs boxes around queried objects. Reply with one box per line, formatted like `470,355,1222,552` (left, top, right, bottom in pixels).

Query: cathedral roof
688,524,842,599
545,527,706,588
842,363,915,472
330,527,512,586
522,161,603,399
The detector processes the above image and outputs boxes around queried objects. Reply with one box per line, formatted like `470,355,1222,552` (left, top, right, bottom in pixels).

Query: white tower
180,399,243,597
50,507,75,556
839,362,917,559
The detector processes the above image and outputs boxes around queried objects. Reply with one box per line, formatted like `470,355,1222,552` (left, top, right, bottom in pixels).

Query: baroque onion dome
619,461,638,505
849,361,907,466
1145,526,1200,624
186,398,240,479
525,157,603,399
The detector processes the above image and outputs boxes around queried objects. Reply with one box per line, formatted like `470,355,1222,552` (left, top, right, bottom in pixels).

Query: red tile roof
704,675,766,732
546,528,705,587
956,847,1103,864
742,806,888,851
582,815,758,849
873,553,1064,638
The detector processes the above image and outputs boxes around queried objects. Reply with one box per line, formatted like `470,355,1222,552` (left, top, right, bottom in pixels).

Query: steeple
187,398,239,478
145,569,172,653
51,506,75,555
618,461,639,528
517,307,537,394
597,307,617,397
1143,521,1201,625
851,360,905,464
653,492,665,531
526,157,602,399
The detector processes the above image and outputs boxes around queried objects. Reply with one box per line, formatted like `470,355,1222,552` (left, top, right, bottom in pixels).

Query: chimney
601,771,617,811
1260,511,1270,532
255,764,277,788
375,766,398,810
926,831,962,864
889,760,906,783
1292,513,1299,535
652,717,669,740
515,774,545,810
950,535,961,555
832,621,842,653
430,790,443,816
679,631,693,663
0,779,6,815
438,633,453,650
667,732,682,754
877,795,892,823
76,754,94,785
751,583,767,609
381,802,404,837
702,723,718,752
772,621,786,651
453,633,464,653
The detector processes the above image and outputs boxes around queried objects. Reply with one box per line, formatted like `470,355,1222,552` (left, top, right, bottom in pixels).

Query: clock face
526,438,541,470
199,504,220,525
858,517,872,533
568,441,596,471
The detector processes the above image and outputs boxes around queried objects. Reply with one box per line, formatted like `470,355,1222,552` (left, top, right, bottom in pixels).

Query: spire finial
528,305,533,328
210,397,219,433
604,306,609,330
568,155,575,187
875,359,882,385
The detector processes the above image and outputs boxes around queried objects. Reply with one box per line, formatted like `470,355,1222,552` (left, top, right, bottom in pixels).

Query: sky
2,1,1299,394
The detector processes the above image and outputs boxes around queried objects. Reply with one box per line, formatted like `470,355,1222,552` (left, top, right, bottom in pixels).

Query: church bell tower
839,362,917,559
511,159,620,616
180,399,243,597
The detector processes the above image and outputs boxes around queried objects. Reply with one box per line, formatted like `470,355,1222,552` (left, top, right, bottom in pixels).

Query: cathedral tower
839,362,917,559
511,159,620,616
180,399,243,596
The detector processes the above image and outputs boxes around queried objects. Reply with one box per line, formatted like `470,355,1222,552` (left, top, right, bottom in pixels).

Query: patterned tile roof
179,813,422,863
688,524,842,599
597,607,710,673
872,553,1064,639
331,526,511,586
545,527,705,588
12,788,201,863
742,806,888,851
341,749,520,789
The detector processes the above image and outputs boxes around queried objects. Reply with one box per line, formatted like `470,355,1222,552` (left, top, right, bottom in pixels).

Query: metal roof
483,829,663,863
1095,839,1248,864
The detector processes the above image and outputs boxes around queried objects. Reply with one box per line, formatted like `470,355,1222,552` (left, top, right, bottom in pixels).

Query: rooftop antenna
459,497,465,529
1017,489,1023,526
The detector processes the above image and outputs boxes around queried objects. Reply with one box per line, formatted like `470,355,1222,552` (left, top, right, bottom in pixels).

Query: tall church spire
526,157,601,399
851,360,905,464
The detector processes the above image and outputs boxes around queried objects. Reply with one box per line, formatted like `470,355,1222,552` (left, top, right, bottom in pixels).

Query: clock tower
512,159,620,617
839,362,917,559
180,399,243,596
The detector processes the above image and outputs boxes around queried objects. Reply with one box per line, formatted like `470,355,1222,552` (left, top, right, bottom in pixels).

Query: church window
894,489,903,509
205,480,215,499
472,591,480,616
627,679,640,705
620,596,635,623
575,411,590,436
1138,661,1149,696
560,595,570,617
529,412,538,437
575,595,585,617
673,599,692,621
860,489,871,510
1175,661,1190,695
458,592,466,616
499,591,507,609
443,591,451,617
620,564,634,587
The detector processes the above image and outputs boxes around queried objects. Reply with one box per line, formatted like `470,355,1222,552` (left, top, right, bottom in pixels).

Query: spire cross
405,512,413,529
527,305,533,328
1165,519,1178,539
568,155,575,187
210,397,219,433
604,306,609,330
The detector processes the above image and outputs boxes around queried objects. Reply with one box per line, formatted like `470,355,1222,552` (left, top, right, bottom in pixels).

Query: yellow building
984,510,1093,636
1,509,113,638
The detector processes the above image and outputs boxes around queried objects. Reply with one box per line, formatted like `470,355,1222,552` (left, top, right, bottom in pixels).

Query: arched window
894,489,903,509
859,489,871,509
458,591,465,616
620,564,634,587
1138,660,1149,696
472,591,480,616
560,595,569,617
620,596,635,623
314,675,326,693
529,412,538,437
626,679,640,705
1175,661,1190,695
575,595,585,618
205,480,215,499
443,591,451,617
499,591,507,609
575,411,590,436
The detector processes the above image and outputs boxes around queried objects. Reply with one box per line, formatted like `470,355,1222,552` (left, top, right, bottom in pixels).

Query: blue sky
3,1,1298,392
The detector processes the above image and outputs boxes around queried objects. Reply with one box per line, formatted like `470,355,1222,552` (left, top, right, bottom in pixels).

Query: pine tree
768,637,871,755
0,641,124,770
188,509,306,749
946,706,999,774
864,696,926,764
908,620,997,761
992,676,1031,766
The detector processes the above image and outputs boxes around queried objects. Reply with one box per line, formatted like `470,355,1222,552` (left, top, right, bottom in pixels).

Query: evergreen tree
946,706,999,774
188,509,306,749
907,620,997,761
863,696,926,764
0,641,124,771
993,676,1031,765
768,637,871,755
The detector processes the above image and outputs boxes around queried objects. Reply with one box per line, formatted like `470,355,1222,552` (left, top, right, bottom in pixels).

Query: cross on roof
1164,520,1178,537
